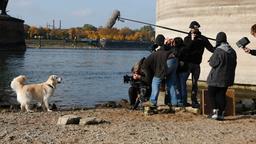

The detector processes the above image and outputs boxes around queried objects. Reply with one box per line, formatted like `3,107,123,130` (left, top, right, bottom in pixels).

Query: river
0,48,150,108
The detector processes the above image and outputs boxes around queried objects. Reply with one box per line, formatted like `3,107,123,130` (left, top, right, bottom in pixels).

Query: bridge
0,0,26,52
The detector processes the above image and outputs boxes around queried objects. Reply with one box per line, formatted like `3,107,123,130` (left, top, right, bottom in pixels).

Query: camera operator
128,57,152,108
243,24,256,56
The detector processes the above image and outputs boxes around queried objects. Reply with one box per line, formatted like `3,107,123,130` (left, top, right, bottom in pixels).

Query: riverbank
25,39,99,49
0,108,255,144
25,39,152,50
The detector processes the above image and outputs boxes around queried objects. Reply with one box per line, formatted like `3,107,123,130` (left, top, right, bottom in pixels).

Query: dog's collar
47,84,55,89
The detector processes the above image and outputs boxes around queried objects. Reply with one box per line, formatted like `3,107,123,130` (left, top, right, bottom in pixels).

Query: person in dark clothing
243,24,256,56
165,38,179,106
183,21,215,108
174,37,190,107
143,34,173,106
207,32,237,120
128,57,152,108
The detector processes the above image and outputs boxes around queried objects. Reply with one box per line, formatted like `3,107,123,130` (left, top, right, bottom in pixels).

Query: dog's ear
51,75,57,80
20,75,27,81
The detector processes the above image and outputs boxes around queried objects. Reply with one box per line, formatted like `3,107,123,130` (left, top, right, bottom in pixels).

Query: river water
0,48,150,108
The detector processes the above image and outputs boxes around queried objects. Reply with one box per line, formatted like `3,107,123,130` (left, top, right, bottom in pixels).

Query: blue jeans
150,77,162,106
166,58,178,106
176,71,189,106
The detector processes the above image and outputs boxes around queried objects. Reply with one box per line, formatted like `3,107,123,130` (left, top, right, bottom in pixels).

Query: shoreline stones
57,115,110,125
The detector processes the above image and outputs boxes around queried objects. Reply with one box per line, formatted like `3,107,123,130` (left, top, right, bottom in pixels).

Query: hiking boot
217,111,225,121
192,101,200,108
184,102,191,107
208,109,218,120
208,109,225,121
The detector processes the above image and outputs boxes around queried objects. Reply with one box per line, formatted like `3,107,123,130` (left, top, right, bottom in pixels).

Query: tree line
24,24,155,42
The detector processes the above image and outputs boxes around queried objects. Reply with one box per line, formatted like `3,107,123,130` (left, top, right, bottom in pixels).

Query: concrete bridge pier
0,16,26,52
156,0,256,85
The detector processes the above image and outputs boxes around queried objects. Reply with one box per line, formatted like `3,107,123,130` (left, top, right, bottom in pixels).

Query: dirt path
0,108,255,144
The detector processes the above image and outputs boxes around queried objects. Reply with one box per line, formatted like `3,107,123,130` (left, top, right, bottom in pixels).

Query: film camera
123,74,150,110
236,37,250,48
123,74,133,83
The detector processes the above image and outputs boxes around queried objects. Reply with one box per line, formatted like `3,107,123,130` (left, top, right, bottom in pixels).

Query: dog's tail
10,75,27,92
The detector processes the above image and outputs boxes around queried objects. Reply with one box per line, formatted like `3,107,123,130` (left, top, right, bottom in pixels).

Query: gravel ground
0,108,255,144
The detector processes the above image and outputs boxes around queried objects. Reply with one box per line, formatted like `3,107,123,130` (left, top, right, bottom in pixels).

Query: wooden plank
200,89,235,116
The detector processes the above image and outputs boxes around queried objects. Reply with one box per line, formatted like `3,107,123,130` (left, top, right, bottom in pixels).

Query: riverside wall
156,0,256,85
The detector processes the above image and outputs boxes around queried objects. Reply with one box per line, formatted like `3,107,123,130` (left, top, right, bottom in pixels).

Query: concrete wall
156,0,256,85
0,16,26,51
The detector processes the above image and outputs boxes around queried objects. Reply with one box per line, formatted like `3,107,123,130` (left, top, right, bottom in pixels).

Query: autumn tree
25,24,155,41
83,24,97,31
28,26,39,39
137,25,155,41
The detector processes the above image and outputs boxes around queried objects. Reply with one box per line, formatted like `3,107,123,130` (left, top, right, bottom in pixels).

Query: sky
8,0,156,29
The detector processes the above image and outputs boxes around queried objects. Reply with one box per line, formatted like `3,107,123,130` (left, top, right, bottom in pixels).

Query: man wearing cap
183,21,215,108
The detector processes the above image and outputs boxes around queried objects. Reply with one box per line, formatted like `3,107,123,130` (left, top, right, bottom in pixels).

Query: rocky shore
0,106,255,144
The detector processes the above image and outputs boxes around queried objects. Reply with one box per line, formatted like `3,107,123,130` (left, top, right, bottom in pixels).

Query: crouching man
128,57,153,109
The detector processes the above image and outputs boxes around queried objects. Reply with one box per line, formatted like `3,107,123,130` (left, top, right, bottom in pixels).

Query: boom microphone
105,9,216,41
105,10,120,28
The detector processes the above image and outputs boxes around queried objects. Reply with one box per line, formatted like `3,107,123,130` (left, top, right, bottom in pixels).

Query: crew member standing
145,34,172,107
207,32,237,120
183,21,215,108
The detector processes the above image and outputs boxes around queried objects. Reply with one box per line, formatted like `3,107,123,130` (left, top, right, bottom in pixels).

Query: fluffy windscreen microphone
105,10,120,28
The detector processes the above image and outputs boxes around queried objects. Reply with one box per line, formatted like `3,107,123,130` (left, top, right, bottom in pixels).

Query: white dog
10,75,62,112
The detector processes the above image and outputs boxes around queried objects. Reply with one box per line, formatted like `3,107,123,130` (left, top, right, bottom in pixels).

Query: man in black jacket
243,24,256,56
183,21,215,108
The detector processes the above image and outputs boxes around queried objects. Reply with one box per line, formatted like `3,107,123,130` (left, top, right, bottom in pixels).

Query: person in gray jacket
207,32,237,120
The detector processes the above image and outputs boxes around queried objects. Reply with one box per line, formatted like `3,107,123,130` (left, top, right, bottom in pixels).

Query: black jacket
143,46,172,80
184,31,214,64
250,49,256,56
207,43,237,87
130,57,153,86
176,45,189,72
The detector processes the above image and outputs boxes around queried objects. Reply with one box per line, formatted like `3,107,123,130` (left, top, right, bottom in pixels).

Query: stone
57,115,81,125
79,117,110,125
185,106,200,114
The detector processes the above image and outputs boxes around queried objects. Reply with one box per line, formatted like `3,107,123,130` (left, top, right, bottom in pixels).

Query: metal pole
119,17,216,41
